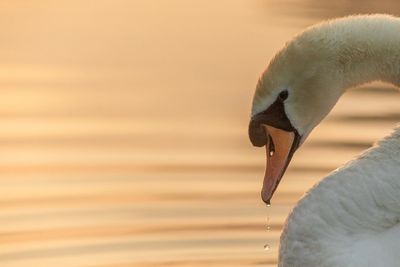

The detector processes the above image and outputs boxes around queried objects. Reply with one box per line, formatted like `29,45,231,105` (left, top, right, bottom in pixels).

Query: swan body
281,130,400,267
249,14,400,266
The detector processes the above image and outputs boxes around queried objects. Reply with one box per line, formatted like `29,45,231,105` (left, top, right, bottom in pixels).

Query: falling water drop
264,204,271,251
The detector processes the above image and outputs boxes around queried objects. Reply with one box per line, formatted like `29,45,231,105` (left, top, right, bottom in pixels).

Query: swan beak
261,125,300,205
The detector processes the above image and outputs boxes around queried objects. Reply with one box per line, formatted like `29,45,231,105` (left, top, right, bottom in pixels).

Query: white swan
249,14,400,267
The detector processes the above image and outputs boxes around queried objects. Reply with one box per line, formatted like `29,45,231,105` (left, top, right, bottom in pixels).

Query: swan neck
339,29,400,89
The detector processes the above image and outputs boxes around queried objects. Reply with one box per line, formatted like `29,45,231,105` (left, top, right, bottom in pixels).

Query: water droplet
266,216,271,231
269,150,274,157
264,205,272,251
266,203,271,207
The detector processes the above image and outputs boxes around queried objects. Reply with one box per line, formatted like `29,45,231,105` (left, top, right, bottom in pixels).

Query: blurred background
1,1,400,267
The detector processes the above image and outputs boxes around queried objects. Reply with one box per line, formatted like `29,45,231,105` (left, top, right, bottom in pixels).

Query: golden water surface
1,1,400,267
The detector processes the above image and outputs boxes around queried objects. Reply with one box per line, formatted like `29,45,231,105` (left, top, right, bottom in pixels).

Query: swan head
249,32,345,204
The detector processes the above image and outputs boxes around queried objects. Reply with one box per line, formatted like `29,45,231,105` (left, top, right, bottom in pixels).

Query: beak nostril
268,134,275,157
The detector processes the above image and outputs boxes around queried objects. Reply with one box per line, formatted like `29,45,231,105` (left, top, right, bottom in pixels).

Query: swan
248,14,400,267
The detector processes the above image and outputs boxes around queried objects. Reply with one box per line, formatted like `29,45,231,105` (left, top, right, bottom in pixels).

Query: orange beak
261,125,299,204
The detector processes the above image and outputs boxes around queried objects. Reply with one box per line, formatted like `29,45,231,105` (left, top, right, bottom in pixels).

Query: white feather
280,128,400,266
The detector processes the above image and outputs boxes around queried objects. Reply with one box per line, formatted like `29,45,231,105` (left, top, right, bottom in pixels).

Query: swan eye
278,90,288,101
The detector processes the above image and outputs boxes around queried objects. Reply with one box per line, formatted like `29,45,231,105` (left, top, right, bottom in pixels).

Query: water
1,1,400,267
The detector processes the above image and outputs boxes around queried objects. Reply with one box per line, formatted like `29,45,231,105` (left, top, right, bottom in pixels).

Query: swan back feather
280,127,400,267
